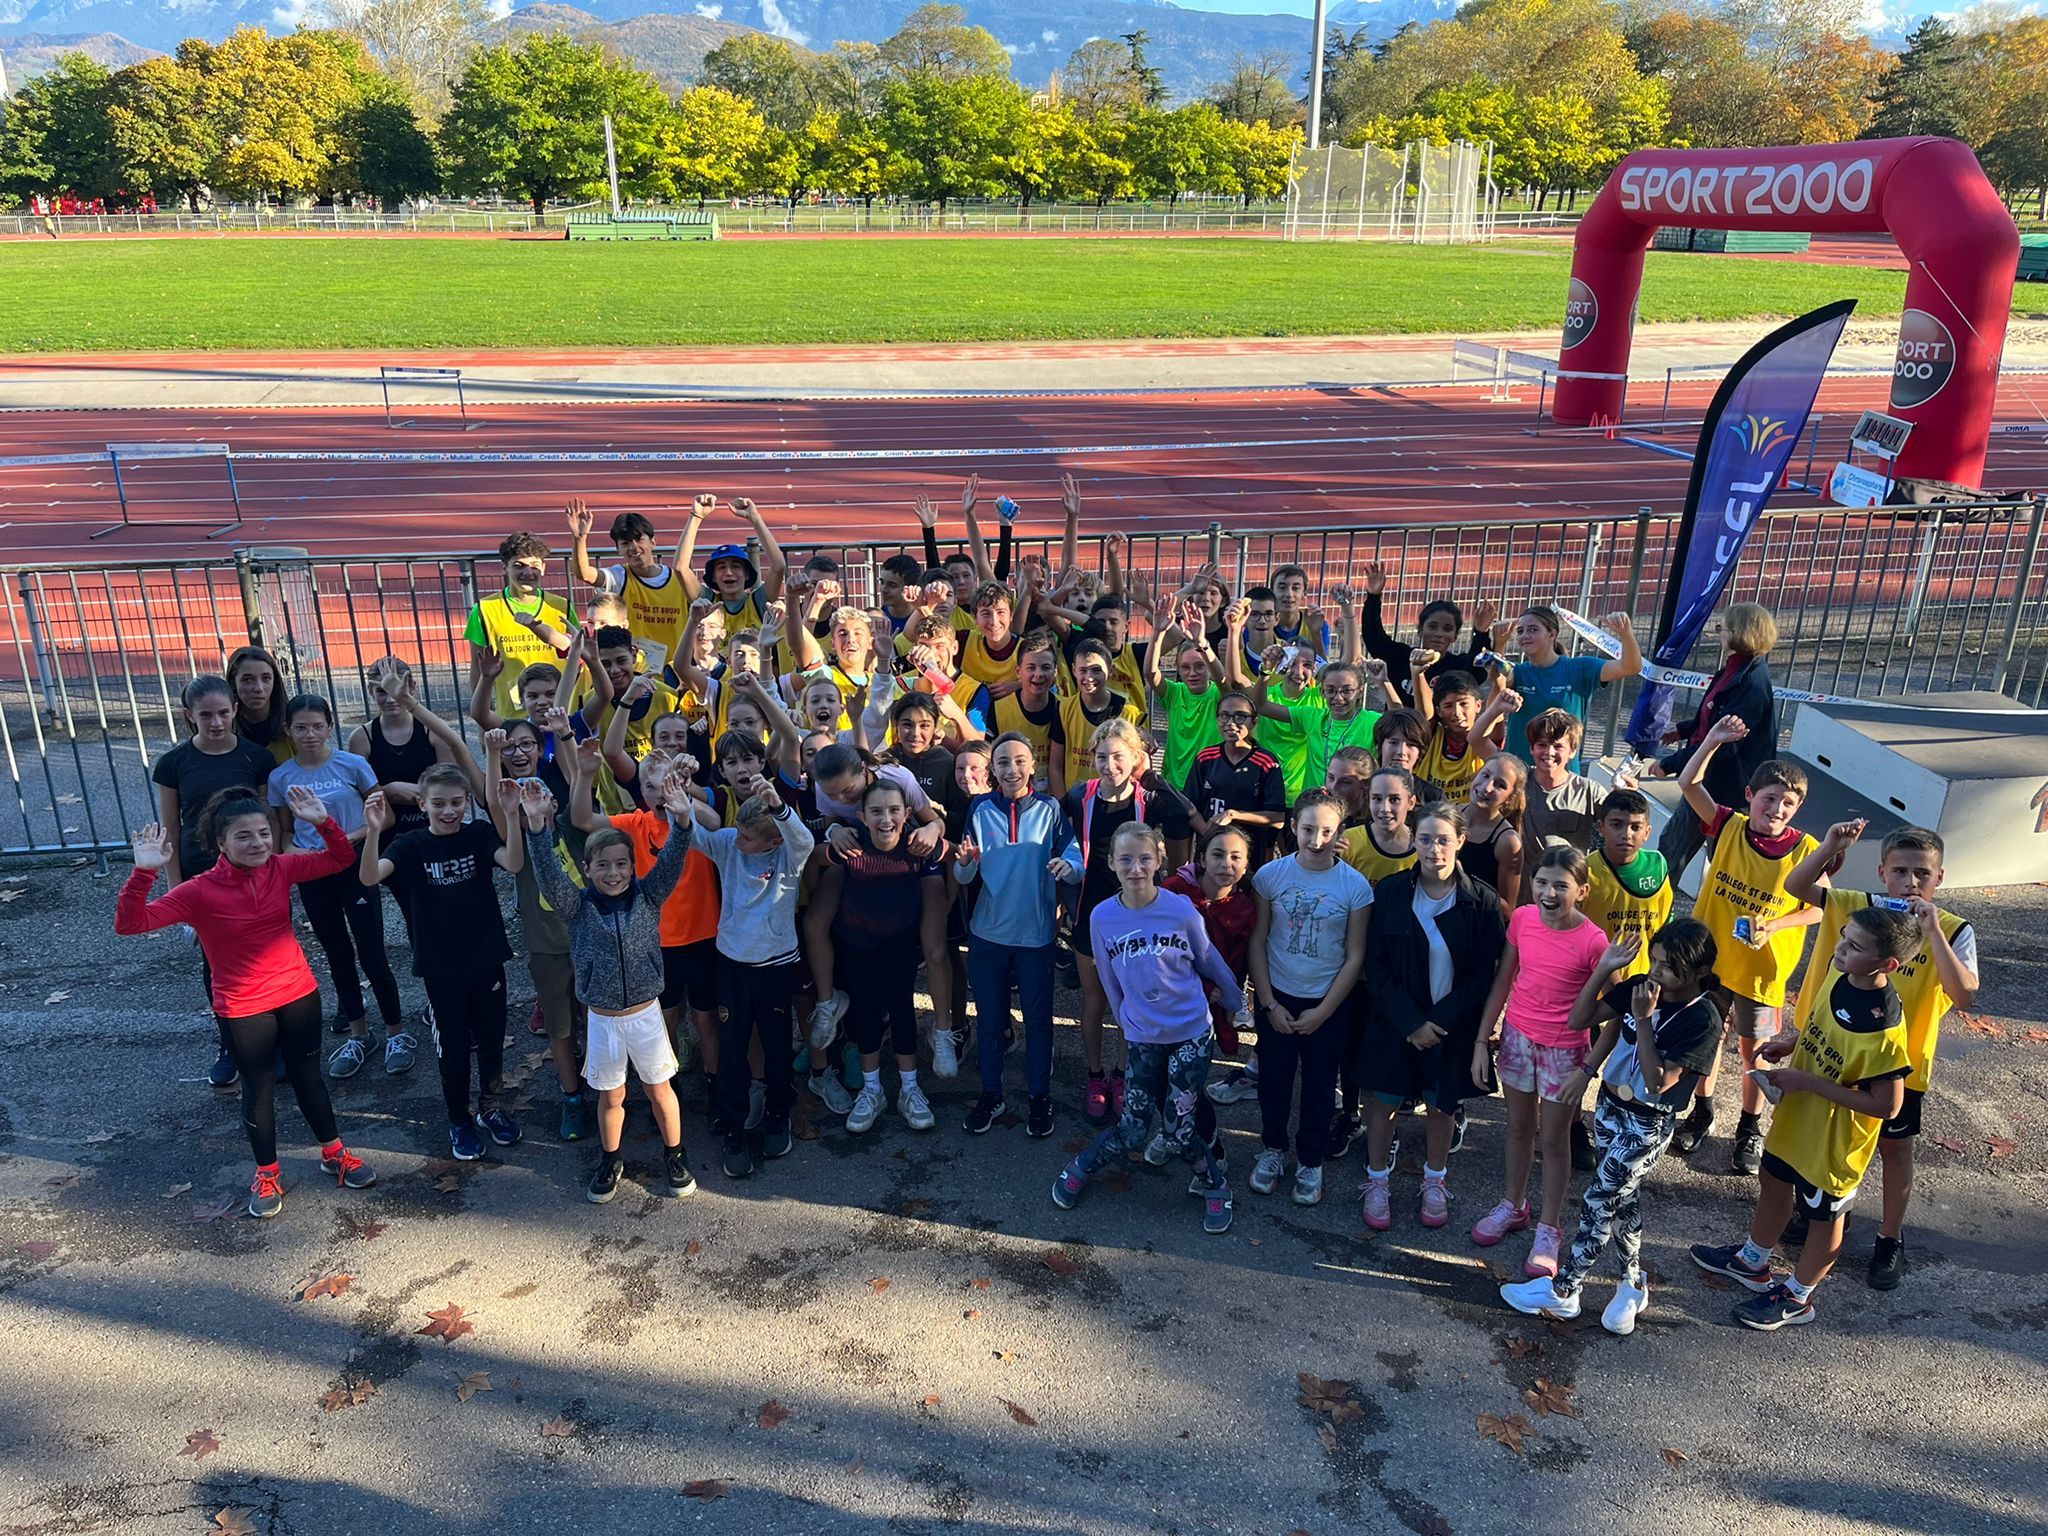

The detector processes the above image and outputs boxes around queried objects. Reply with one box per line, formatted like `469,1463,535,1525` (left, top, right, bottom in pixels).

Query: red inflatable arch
1553,137,2020,490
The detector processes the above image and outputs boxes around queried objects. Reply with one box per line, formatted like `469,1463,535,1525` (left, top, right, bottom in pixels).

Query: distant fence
5,498,2046,859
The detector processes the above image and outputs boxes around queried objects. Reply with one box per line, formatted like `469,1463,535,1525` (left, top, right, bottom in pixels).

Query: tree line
0,0,2042,216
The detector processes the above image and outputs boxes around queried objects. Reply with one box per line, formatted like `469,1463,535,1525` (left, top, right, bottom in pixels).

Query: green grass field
0,235,2011,353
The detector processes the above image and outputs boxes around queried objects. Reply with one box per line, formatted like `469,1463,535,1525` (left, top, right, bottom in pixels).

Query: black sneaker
1026,1095,1054,1139
587,1155,624,1205
1673,1098,1715,1155
1731,1115,1764,1177
964,1093,1004,1135
330,1012,350,1036
663,1145,697,1199
1570,1117,1597,1173
1690,1241,1777,1292
1867,1234,1905,1291
208,1048,239,1090
722,1134,754,1179
760,1118,793,1160
1327,1112,1359,1161
1732,1281,1816,1331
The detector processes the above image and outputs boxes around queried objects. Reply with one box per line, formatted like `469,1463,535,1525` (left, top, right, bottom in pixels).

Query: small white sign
1829,459,1890,507
1849,410,1913,459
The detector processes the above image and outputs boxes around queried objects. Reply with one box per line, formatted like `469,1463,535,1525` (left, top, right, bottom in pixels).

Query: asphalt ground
1,862,2044,1536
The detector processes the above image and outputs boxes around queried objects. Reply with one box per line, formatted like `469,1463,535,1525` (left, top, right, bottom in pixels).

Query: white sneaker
1207,1067,1259,1105
899,1081,936,1131
1602,1272,1649,1336
1249,1148,1287,1195
745,1080,767,1131
931,1027,960,1080
846,1085,883,1134
1293,1164,1325,1205
806,991,848,1051
1501,1275,1581,1319
810,1070,853,1116
1143,1128,1173,1166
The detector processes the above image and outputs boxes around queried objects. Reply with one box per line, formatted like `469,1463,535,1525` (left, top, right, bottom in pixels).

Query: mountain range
1,0,2030,102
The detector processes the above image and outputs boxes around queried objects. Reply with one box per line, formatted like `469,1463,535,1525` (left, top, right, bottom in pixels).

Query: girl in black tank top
366,715,437,835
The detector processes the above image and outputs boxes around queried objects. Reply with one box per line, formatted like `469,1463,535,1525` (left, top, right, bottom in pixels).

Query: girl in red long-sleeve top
117,782,378,1219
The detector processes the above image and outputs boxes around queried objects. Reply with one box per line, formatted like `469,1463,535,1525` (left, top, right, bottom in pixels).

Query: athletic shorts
583,998,678,1093
1727,998,1781,1041
660,939,719,1014
1879,1086,1924,1141
1761,1150,1856,1222
527,950,575,1042
1496,1024,1589,1103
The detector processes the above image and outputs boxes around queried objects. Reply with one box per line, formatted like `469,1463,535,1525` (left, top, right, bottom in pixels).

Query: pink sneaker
1418,1179,1450,1229
1471,1199,1530,1247
1525,1222,1563,1278
1084,1075,1111,1122
1360,1178,1392,1231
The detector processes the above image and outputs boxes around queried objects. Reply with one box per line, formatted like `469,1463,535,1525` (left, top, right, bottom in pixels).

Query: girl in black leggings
117,785,377,1218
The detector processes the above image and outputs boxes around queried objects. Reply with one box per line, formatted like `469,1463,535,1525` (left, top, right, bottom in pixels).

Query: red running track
0,377,2044,564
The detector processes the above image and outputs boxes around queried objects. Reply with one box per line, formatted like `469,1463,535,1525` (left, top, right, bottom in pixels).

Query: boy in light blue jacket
954,732,1082,1140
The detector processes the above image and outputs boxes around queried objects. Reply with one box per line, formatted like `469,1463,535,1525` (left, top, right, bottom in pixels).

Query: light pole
1306,0,1327,149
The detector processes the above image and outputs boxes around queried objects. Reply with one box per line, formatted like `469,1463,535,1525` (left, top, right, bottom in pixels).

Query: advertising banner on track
1624,299,1856,753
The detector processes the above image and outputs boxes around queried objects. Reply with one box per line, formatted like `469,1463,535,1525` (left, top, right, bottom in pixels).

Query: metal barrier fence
4,499,2045,859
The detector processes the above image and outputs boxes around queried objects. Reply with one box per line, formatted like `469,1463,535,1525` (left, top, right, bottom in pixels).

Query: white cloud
1041,27,1058,40
757,0,810,44
696,2,724,14
270,0,308,24
488,0,512,15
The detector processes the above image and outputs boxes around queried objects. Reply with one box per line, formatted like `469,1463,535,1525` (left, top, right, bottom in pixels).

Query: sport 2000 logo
1617,157,1876,220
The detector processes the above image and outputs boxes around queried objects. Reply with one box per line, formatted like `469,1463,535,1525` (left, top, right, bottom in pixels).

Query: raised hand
1471,598,1497,634
913,495,939,530
954,838,980,869
1491,689,1525,715
131,821,175,871
285,783,330,825
483,726,508,758
478,649,504,681
1824,817,1868,850
519,779,555,831
362,790,393,834
622,674,654,705
672,753,700,781
1329,584,1357,609
370,657,411,706
751,774,783,814
960,474,979,515
1261,643,1287,673
691,492,716,522
1410,647,1440,670
1630,975,1662,1022
1362,657,1389,684
658,770,693,818
565,499,594,541
730,496,761,524
1704,716,1750,746
1225,597,1251,631
1362,560,1388,596
1601,611,1635,636
573,736,603,776
495,778,523,818
1060,472,1081,518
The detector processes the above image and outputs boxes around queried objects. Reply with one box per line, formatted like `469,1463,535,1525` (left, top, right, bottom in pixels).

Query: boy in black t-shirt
1501,919,1724,1337
361,767,525,1164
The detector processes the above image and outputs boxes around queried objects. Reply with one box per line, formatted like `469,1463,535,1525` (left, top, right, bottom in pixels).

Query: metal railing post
1900,507,1946,639
233,548,264,646
1204,521,1222,569
18,573,62,723
1606,508,1653,752
1990,495,2048,696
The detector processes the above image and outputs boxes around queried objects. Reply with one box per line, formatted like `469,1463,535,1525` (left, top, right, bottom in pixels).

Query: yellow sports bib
1340,825,1418,885
1585,853,1674,979
1417,730,1481,802
1802,888,1967,1092
1766,966,1910,1194
1693,812,1818,1005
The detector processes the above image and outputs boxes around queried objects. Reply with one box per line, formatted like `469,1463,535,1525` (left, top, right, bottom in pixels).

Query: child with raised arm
1518,709,1607,897
1053,822,1239,1234
1246,789,1374,1207
1470,847,1609,1276
1408,665,1514,805
1504,605,1641,764
1356,560,1502,708
1359,802,1508,1233
524,772,701,1203
1500,920,1723,1334
1671,716,1822,1176
117,786,377,1220
360,773,525,1163
1692,907,1919,1330
1785,822,1978,1290
695,772,815,1181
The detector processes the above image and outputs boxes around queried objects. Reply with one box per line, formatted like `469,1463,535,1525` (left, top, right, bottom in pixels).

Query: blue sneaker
1691,1241,1776,1293
477,1109,522,1147
1733,1281,1817,1331
383,1031,417,1075
1050,1164,1085,1210
558,1093,588,1141
1203,1191,1234,1235
450,1121,485,1162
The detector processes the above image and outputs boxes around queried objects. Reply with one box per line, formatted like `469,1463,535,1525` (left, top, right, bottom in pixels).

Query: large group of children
118,482,1982,1335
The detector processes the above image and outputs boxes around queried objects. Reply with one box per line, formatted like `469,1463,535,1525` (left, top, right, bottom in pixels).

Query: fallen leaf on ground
318,1378,375,1412
964,1309,982,1320
456,1370,492,1402
1043,1248,1079,1277
1960,1013,2006,1038
1000,1397,1039,1427
541,1417,576,1439
417,1302,474,1344
681,1479,728,1501
1930,1134,1968,1153
44,990,70,1005
1484,1260,1514,1284
1987,1135,2017,1159
1246,1238,1263,1246
2026,1028,2048,1045
20,1240,56,1261
1661,1446,1689,1467
420,1158,459,1178
757,1400,791,1430
191,1193,241,1224
970,1276,991,1290
297,1273,353,1302
1296,1373,1360,1418
161,1182,193,1200
869,1276,891,1294
1316,1423,1339,1452
1477,1411,1530,1456
1696,1271,1733,1292
685,1240,703,1257
1524,1378,1578,1418
1504,1336,1541,1360
212,1510,257,1536
897,1197,931,1217
180,1429,221,1461
435,1174,463,1194
1097,1166,1133,1194
923,1394,943,1409
992,1349,1017,1363
791,1108,821,1142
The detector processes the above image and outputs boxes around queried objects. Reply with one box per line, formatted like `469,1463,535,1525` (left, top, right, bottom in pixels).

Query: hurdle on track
379,365,476,431
92,443,245,541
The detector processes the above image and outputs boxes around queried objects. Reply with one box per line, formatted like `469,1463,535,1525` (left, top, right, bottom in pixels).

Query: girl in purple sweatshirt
1053,821,1239,1234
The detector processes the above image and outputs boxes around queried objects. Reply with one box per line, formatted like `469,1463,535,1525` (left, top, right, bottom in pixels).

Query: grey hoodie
527,811,691,1011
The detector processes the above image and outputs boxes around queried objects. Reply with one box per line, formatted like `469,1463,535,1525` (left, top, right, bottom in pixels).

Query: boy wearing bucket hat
677,496,787,634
